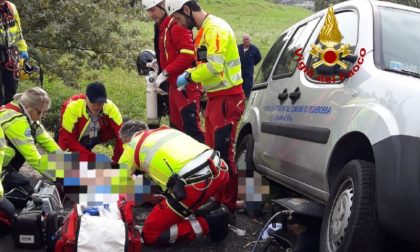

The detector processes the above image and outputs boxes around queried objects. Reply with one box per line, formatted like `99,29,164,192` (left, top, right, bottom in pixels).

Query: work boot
220,203,236,224
195,198,220,216
204,207,229,242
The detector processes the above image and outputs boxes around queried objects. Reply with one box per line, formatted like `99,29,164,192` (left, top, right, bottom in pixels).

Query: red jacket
158,16,196,87
58,94,123,163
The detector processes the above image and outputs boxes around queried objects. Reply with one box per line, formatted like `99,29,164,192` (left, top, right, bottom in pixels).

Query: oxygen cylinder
146,71,158,123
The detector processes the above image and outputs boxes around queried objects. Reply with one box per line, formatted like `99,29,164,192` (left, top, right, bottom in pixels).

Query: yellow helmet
18,59,39,81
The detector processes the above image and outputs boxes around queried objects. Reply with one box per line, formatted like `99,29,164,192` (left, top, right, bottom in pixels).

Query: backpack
54,200,141,252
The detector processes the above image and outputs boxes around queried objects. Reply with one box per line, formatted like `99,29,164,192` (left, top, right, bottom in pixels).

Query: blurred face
86,98,105,116
146,5,166,23
243,36,251,47
172,11,194,30
120,134,130,144
28,105,48,122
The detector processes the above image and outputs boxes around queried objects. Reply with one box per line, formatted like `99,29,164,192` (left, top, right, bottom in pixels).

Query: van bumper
373,135,420,243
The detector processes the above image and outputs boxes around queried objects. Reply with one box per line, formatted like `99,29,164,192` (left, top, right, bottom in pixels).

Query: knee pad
181,102,204,143
157,93,169,117
214,124,233,165
204,206,229,242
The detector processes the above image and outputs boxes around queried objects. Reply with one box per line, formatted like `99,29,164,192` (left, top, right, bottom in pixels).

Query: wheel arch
327,131,375,189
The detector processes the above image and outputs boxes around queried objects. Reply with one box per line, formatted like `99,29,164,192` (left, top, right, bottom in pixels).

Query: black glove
111,162,120,169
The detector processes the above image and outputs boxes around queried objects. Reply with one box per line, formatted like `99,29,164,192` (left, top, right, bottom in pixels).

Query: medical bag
54,200,141,252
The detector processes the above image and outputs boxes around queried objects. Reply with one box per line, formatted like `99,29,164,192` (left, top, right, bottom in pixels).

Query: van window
272,18,320,79
254,33,287,84
378,7,420,77
306,11,359,82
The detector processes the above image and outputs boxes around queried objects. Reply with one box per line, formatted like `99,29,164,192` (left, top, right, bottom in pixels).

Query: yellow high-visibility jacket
119,127,209,190
190,15,243,93
0,102,60,174
0,127,6,198
0,1,28,51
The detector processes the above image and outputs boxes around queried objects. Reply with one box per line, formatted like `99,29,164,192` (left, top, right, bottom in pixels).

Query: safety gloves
176,71,192,90
20,51,29,60
155,70,169,87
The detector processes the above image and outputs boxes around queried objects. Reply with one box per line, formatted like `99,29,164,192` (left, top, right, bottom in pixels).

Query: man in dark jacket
238,34,262,98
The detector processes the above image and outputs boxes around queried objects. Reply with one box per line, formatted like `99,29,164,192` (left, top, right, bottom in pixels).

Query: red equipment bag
54,200,141,252
0,197,15,236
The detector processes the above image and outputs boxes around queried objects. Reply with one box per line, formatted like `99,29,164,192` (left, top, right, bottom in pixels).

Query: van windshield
378,7,420,77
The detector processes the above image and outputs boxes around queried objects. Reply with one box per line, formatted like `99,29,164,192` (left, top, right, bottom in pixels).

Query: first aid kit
54,200,141,252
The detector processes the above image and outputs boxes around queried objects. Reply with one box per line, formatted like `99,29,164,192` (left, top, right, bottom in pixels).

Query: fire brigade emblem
310,6,350,69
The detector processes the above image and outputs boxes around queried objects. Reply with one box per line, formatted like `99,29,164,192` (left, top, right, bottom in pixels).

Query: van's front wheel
320,160,383,252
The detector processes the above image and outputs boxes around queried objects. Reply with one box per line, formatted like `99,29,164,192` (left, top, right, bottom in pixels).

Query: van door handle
289,87,301,104
277,88,288,104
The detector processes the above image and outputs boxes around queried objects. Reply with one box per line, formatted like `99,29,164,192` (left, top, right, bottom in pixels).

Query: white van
236,1,420,251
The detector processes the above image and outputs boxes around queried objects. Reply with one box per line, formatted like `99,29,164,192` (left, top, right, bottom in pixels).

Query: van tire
320,160,384,252
235,134,264,217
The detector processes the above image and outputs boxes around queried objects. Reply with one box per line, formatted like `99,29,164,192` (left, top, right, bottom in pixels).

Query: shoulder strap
133,130,152,169
133,126,170,169
0,103,24,127
1,102,21,113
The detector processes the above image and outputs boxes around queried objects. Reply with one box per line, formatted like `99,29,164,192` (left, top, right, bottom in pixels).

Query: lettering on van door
264,104,331,122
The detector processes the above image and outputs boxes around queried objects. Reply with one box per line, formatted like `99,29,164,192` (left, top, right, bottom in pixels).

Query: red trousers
204,93,245,213
169,83,204,143
77,126,122,163
142,161,229,245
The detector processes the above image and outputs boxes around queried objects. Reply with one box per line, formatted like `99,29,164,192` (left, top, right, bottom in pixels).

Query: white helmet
165,0,190,16
142,0,164,10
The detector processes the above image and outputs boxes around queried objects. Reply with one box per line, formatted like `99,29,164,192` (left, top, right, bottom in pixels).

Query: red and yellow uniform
58,94,123,163
119,127,229,244
188,14,245,213
156,16,204,142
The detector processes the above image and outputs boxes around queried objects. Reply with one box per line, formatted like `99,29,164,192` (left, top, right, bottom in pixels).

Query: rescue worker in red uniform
118,120,230,245
142,0,204,143
166,0,245,215
57,82,123,165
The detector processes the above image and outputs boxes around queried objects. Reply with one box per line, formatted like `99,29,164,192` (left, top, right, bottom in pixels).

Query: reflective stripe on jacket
0,1,28,51
58,94,123,162
158,16,195,87
0,102,60,173
118,127,209,190
0,127,5,197
190,15,243,93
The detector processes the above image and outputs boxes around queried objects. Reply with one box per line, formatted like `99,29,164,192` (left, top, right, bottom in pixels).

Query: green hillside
20,0,312,133
200,0,311,55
